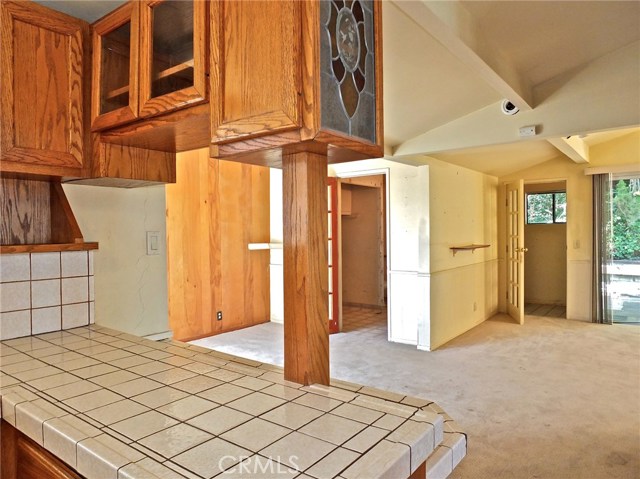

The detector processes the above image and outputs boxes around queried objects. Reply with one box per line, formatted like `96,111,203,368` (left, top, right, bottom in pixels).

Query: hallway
191,315,640,478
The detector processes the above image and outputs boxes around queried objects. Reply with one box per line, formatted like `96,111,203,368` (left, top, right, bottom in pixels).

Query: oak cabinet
0,1,91,178
209,0,383,166
91,2,139,131
1,420,84,479
92,0,208,139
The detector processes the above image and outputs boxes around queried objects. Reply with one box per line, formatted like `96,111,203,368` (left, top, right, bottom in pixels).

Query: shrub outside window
526,192,566,224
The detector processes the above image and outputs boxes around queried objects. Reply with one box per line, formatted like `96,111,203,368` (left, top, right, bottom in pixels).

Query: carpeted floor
191,310,640,479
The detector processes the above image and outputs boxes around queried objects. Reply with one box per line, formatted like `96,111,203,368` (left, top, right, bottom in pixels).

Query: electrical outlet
216,311,223,321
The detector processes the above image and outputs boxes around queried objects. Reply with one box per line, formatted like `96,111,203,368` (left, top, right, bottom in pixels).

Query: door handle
517,247,529,253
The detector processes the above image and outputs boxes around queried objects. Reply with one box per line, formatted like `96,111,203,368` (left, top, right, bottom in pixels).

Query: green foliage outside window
526,192,566,224
612,179,640,261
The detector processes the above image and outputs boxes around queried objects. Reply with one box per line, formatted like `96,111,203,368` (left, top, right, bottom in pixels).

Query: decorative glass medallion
336,9,360,72
320,0,376,143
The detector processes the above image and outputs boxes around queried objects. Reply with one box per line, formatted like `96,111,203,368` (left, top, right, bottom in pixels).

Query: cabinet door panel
139,0,207,118
91,3,139,131
0,1,89,176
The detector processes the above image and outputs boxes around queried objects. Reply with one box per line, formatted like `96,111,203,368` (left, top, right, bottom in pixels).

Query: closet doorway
523,181,568,318
339,174,388,333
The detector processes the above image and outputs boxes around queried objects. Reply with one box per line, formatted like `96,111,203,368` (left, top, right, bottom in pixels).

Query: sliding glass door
595,174,640,324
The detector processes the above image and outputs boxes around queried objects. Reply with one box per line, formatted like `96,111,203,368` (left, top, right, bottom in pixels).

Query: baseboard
143,330,173,341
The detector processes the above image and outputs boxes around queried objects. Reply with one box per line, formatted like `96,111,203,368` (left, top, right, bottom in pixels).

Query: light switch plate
146,231,161,255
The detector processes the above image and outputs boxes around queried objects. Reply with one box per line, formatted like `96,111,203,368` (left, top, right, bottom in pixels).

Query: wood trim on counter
0,243,98,254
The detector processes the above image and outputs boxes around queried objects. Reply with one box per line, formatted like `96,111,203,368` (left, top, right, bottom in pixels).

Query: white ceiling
37,0,640,177
384,0,640,176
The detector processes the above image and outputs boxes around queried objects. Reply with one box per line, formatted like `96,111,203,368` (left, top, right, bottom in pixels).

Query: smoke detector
501,100,519,116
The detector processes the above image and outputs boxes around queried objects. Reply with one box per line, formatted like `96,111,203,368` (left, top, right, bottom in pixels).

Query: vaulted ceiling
384,0,640,175
38,0,640,177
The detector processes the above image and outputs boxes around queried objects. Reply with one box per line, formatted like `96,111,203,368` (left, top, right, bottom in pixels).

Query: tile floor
524,303,566,318
341,305,387,335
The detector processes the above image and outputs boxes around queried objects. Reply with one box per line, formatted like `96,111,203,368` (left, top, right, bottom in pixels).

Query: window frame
526,191,567,225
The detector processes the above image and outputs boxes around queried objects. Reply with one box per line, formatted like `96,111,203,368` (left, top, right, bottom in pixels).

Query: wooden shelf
1,242,99,254
105,85,129,100
450,244,490,256
153,60,194,81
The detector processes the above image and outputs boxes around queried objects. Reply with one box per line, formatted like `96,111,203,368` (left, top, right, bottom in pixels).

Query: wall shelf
450,244,490,256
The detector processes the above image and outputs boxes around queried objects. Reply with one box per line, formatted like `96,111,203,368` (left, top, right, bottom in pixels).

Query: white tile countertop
0,325,466,479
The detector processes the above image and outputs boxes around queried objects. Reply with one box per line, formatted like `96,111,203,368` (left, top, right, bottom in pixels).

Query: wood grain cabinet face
139,0,208,118
209,0,384,166
91,2,140,131
0,1,90,177
1,421,83,479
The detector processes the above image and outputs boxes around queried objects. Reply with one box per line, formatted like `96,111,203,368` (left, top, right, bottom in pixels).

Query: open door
506,180,525,324
327,178,340,333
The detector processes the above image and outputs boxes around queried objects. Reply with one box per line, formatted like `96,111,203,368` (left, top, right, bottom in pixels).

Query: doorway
339,174,388,333
523,181,568,318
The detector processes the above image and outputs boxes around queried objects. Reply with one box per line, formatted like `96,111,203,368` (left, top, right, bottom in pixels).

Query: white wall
426,159,499,349
269,170,284,323
63,184,169,337
331,159,430,347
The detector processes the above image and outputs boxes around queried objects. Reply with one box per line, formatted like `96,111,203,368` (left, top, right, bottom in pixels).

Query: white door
506,180,525,324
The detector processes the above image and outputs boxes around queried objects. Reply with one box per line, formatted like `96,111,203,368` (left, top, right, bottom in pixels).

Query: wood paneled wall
166,149,270,341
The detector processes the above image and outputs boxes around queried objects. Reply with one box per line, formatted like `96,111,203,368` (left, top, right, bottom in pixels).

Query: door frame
505,180,525,324
333,168,390,332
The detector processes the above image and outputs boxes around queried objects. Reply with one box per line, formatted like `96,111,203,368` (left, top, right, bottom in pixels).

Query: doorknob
517,247,529,253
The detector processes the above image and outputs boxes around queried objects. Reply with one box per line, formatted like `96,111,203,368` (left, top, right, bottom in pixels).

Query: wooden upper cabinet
139,0,208,118
0,1,91,177
91,3,139,131
210,0,383,166
92,0,207,132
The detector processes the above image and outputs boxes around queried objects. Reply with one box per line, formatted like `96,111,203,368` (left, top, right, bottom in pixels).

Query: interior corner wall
424,159,499,350
63,184,170,337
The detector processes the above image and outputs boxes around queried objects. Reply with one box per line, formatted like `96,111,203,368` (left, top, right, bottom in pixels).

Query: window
526,192,566,224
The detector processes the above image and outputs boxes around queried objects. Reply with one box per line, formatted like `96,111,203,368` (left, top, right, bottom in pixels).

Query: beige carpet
192,313,640,479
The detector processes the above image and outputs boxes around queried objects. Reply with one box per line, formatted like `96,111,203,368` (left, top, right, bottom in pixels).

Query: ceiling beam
393,0,533,111
393,42,640,157
547,137,590,164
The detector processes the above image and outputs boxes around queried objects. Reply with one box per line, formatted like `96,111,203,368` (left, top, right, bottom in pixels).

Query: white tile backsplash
0,251,94,339
31,252,61,280
62,277,89,304
32,307,62,335
31,280,61,309
1,281,31,312
63,303,89,330
0,310,31,340
0,254,30,283
61,251,88,277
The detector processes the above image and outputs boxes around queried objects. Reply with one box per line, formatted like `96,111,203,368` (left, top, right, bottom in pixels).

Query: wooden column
283,150,330,386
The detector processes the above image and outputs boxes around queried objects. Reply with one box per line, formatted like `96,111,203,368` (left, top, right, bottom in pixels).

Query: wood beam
547,136,590,164
282,150,330,386
393,0,533,110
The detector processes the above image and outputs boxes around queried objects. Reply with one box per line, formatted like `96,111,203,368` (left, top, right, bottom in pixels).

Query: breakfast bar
0,325,466,479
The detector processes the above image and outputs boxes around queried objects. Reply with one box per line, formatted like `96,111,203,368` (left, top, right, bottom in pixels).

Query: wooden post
282,150,330,386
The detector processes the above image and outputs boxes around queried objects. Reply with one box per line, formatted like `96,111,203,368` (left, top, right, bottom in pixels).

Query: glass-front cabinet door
91,3,139,130
139,0,207,118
